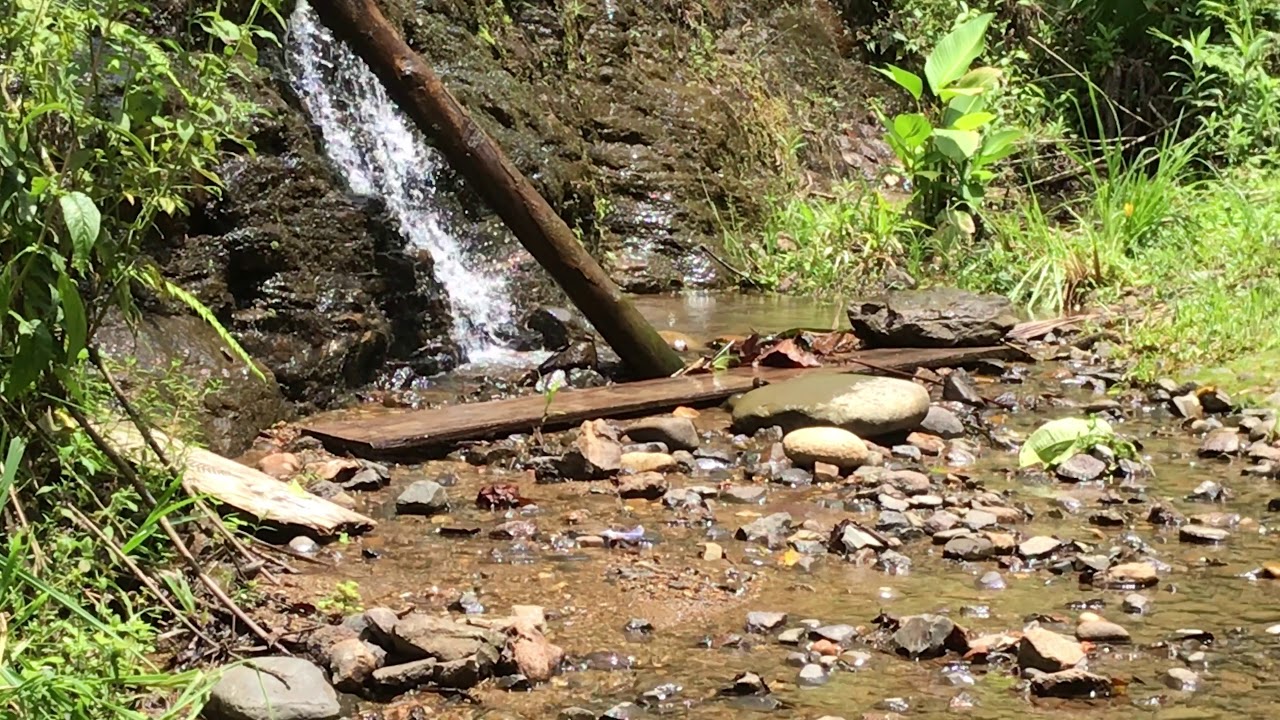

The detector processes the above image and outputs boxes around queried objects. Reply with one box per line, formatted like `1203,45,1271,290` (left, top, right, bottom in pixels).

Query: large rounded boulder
731,373,930,437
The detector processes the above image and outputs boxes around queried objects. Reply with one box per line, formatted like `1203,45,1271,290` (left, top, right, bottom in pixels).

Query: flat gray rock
205,657,339,720
731,373,929,437
847,288,1017,348
396,480,449,516
624,417,700,451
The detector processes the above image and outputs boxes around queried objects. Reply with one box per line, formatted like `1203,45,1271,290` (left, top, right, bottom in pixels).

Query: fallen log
300,345,1014,458
304,0,683,379
98,418,374,536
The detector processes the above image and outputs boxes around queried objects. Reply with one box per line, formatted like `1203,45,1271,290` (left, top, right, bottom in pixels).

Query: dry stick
87,348,287,581
64,505,221,648
66,405,285,653
841,356,945,385
5,485,45,573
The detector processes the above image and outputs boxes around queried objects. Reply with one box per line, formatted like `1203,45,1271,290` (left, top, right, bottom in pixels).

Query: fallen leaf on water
756,338,821,368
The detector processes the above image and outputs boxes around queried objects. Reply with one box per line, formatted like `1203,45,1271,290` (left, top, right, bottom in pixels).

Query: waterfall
285,2,518,363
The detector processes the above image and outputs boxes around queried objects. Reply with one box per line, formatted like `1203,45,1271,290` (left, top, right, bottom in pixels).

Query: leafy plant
1019,416,1134,468
876,12,1025,221
316,580,363,616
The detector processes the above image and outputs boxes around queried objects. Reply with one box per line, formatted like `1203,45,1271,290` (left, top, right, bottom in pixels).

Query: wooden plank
300,346,1014,458
99,418,375,536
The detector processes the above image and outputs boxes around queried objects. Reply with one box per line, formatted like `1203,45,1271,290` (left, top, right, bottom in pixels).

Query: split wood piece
300,345,1014,458
305,0,682,379
96,418,374,536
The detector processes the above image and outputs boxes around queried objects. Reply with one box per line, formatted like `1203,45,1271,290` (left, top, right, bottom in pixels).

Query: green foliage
0,0,280,716
316,580,363,616
1154,0,1280,165
721,184,925,295
876,13,1025,220
1019,416,1132,468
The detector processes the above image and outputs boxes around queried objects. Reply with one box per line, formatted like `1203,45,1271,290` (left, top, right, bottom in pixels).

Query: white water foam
286,2,515,359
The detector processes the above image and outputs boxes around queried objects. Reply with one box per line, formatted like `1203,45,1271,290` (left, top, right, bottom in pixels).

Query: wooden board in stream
300,345,1016,458
97,418,375,536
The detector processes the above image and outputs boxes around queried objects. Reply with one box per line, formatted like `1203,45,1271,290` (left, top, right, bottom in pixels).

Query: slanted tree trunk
305,0,685,379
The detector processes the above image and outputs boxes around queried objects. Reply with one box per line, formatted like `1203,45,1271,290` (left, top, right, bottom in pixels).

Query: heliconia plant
875,12,1024,222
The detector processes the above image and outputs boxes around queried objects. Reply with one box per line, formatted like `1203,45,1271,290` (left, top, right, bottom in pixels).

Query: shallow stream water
277,295,1280,720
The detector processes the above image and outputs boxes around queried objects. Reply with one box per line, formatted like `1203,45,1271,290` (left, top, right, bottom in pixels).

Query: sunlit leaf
59,192,100,269
933,128,982,162
1019,417,1115,468
875,64,924,100
924,13,994,94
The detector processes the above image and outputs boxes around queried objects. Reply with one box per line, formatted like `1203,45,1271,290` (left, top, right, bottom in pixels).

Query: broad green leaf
939,86,985,103
933,128,982,162
4,320,54,400
59,192,100,268
953,66,1003,92
892,113,932,149
924,13,994,94
975,128,1025,167
875,64,923,100
57,274,87,361
1018,417,1115,468
951,112,997,130
943,93,987,128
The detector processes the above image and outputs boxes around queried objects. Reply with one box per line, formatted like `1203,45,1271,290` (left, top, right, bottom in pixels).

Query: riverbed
261,295,1280,720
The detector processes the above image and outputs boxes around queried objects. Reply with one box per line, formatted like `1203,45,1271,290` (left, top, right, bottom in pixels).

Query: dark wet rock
1055,453,1108,483
722,485,767,505
1165,667,1201,691
539,340,598,374
847,289,1017,348
746,611,788,633
798,663,828,686
1148,502,1185,525
943,536,994,561
616,472,668,500
942,370,984,405
921,406,965,439
1199,389,1233,414
976,571,1006,590
396,481,450,516
773,467,814,487
624,417,700,452
1018,627,1085,672
1199,429,1241,457
1076,619,1131,643
206,657,339,720
735,512,792,547
730,374,930,437
890,614,968,658
525,306,588,350
1030,668,1113,698
1179,525,1230,544
1089,511,1126,527
363,607,400,647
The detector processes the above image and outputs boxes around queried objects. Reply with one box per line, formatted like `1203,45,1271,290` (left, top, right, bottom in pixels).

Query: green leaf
951,112,996,131
924,13,994,94
875,64,923,101
933,128,982,162
943,93,987,127
1018,417,1115,468
4,320,54,400
953,66,1003,92
975,128,1025,166
57,274,87,361
59,192,100,268
892,113,933,149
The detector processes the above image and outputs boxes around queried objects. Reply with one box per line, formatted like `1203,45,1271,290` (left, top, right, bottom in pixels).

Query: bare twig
65,405,286,653
64,505,221,648
695,243,756,285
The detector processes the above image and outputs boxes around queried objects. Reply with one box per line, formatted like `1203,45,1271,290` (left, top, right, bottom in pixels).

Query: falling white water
286,2,518,362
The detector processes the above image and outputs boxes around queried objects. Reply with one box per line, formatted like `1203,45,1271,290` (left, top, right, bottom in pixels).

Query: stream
251,295,1280,720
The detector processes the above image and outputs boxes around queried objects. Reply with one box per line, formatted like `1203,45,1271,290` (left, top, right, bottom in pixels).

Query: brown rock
561,420,622,479
510,619,564,682
702,542,724,561
327,637,380,691
813,461,842,484
1018,627,1086,672
782,426,869,470
616,471,668,499
620,452,679,474
1097,561,1159,588
1199,429,1241,457
906,431,946,455
1030,668,1113,698
258,452,301,479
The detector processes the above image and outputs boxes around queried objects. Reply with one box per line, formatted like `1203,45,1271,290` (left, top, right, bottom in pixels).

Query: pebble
1018,535,1061,559
288,536,319,555
1122,593,1151,614
1165,667,1201,691
1076,618,1131,643
944,535,994,561
745,611,788,633
1056,453,1108,482
976,571,1006,590
798,663,828,685
1199,428,1241,457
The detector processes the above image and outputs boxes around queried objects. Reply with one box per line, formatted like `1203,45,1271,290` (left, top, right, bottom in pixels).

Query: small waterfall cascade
285,2,519,363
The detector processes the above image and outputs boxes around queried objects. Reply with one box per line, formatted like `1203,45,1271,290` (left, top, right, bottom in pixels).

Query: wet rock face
153,48,456,412
847,289,1018,348
377,0,891,292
